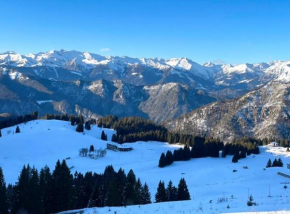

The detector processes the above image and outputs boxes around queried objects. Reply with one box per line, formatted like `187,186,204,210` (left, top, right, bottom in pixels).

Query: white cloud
100,48,110,52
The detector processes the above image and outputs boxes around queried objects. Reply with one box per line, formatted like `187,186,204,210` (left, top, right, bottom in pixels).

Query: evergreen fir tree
16,126,20,133
12,164,31,213
51,160,73,213
88,185,101,208
166,180,177,202
155,181,167,202
272,158,278,167
85,122,91,130
184,146,191,161
134,178,143,205
0,167,9,214
89,145,95,153
266,159,272,168
232,153,239,163
222,150,226,158
76,123,84,133
141,183,151,204
105,178,121,206
28,168,41,214
165,150,174,165
123,169,136,205
177,178,190,201
101,131,108,141
111,134,118,142
278,158,283,167
39,166,53,214
158,153,166,168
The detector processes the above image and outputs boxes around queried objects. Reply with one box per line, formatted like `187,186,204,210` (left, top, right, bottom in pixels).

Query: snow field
0,120,290,213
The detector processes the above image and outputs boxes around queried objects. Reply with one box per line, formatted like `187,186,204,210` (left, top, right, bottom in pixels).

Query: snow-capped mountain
1,50,290,93
165,81,290,141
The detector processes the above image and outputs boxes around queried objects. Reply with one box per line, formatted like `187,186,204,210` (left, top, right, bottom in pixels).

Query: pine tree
177,178,190,201
184,146,191,161
134,178,143,205
0,167,9,214
105,178,121,206
111,134,118,142
222,150,226,158
101,131,107,141
16,126,20,133
158,153,166,167
88,185,101,208
123,169,136,205
39,166,53,214
266,159,272,168
51,160,73,213
141,183,151,204
89,145,95,153
272,158,278,167
155,181,167,202
12,164,31,213
28,168,41,214
165,150,174,165
232,153,239,163
76,123,84,133
278,158,283,167
85,122,91,130
166,180,177,201
0,129,2,138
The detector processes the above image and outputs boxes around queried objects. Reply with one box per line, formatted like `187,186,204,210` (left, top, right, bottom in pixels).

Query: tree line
0,112,38,130
0,160,191,214
159,139,260,167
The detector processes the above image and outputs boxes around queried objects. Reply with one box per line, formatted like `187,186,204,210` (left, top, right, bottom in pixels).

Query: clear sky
0,0,289,64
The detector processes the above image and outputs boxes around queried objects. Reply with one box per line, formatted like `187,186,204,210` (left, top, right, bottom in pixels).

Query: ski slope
0,120,290,213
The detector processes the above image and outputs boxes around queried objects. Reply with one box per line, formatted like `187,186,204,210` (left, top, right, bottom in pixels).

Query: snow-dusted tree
177,178,190,201
0,167,9,214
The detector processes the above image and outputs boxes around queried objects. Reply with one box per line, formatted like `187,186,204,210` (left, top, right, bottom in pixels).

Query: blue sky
0,0,289,64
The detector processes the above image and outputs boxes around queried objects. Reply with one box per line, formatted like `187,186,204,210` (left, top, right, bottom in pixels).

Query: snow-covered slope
166,81,290,141
1,120,290,213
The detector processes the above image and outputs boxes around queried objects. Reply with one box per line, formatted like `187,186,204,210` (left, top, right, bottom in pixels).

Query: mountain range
1,50,290,140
